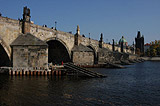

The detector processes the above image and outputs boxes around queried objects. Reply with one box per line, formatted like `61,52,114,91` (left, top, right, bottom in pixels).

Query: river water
0,61,160,106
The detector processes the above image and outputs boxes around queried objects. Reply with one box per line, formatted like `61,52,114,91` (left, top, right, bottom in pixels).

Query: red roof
144,43,150,46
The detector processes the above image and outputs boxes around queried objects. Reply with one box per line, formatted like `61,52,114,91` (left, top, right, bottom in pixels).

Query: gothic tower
135,31,144,55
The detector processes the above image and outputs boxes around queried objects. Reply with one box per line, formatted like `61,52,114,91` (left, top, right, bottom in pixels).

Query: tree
146,49,150,56
157,46,160,56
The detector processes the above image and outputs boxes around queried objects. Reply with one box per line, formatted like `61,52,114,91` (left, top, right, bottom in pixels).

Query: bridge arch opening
0,44,11,67
87,46,97,64
47,40,71,65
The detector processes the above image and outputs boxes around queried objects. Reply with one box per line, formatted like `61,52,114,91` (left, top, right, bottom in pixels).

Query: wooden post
52,71,55,76
20,70,23,76
45,71,48,76
48,71,51,76
41,71,44,76
59,70,61,76
30,71,33,76
12,71,15,76
56,70,59,76
26,71,30,76
34,71,37,76
38,71,40,76
9,70,12,75
23,70,26,76
15,71,19,76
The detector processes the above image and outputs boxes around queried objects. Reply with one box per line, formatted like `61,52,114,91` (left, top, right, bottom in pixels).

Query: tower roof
137,31,141,38
10,33,48,46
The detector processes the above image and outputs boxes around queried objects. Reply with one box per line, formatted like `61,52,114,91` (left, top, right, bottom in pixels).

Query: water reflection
1,61,160,105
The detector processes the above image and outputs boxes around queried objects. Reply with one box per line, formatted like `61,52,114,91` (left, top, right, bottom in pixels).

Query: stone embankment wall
142,57,160,61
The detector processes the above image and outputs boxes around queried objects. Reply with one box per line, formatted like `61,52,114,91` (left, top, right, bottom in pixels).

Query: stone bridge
0,7,133,67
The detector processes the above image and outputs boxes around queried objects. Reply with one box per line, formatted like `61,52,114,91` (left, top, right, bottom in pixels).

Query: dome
119,36,128,46
119,36,127,43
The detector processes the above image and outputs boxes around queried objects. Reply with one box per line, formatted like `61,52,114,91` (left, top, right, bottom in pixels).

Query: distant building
135,31,144,55
144,43,150,53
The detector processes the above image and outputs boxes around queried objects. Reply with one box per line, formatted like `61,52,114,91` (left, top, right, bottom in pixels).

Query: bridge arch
0,38,11,67
45,37,71,64
87,45,98,64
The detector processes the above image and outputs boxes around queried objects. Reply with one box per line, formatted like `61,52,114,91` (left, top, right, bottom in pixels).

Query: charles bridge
0,7,135,69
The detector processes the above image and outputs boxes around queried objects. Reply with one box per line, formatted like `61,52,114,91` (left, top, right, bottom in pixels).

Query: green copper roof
119,36,127,43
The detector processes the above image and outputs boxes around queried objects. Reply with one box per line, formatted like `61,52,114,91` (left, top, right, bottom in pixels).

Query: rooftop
10,33,48,46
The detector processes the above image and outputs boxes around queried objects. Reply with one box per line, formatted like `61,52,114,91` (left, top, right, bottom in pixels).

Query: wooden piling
12,71,15,76
9,70,12,75
6,68,65,76
52,71,55,76
34,71,37,76
38,71,40,76
45,71,48,76
26,71,30,76
41,71,44,76
20,70,23,76
56,70,59,76
15,71,19,76
30,71,33,76
23,70,26,76
48,71,51,76
59,70,61,76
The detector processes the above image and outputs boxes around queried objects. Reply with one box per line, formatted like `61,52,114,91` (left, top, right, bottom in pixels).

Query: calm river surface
1,61,160,106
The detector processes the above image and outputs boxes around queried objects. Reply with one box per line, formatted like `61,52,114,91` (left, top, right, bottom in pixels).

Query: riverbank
142,57,160,61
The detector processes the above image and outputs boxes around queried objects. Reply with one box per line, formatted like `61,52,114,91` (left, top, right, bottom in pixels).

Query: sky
0,0,160,45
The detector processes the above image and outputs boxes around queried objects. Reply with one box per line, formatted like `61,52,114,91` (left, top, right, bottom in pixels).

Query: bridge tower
135,31,144,55
22,6,31,34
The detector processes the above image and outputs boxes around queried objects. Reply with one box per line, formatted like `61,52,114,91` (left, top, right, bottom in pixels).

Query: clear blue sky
0,0,160,44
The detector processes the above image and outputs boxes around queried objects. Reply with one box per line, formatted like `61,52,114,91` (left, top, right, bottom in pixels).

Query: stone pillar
112,39,115,51
22,6,31,34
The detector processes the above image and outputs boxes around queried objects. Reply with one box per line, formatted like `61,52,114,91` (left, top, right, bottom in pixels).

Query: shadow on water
1,61,160,105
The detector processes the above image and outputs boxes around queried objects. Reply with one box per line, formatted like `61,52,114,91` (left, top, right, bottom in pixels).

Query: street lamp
55,21,57,30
